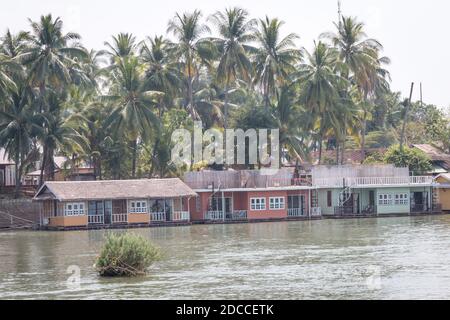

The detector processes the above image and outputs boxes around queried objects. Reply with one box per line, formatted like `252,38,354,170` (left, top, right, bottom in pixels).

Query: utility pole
400,82,415,152
420,82,423,108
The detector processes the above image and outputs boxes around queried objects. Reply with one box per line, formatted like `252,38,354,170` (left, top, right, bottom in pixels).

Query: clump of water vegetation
95,232,161,277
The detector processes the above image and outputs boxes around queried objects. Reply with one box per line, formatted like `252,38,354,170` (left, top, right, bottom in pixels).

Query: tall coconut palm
167,10,214,119
253,16,302,109
103,56,162,178
0,84,37,197
0,54,18,103
275,84,310,164
297,41,346,164
19,14,88,111
357,56,391,161
208,7,256,128
1,29,30,58
322,16,384,163
140,35,181,108
34,91,88,183
104,33,137,61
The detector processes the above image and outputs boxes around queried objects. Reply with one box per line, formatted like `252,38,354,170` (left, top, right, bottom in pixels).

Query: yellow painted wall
438,188,450,211
49,216,88,227
128,213,150,224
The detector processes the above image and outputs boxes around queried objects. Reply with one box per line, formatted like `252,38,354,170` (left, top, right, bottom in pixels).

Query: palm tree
1,29,30,58
253,16,302,109
358,57,391,161
0,84,37,197
208,7,256,128
35,91,88,183
0,54,18,103
167,10,214,119
19,14,88,108
297,41,345,164
103,56,162,178
322,16,384,163
275,84,310,164
104,33,137,61
140,35,181,108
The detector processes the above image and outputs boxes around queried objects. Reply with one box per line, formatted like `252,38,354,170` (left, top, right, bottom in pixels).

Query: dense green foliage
382,145,433,175
95,232,161,277
0,9,449,197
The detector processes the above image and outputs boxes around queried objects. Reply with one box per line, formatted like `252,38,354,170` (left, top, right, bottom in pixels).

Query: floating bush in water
95,232,161,277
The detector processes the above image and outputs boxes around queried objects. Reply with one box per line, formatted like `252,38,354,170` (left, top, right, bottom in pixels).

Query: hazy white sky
1,0,449,107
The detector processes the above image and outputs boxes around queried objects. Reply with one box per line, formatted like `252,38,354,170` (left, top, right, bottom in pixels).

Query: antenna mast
338,0,342,23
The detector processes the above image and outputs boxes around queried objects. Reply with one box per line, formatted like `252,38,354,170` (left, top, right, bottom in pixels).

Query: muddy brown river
1,215,449,299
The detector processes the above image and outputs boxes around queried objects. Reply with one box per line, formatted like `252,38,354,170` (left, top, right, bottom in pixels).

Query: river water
0,215,449,300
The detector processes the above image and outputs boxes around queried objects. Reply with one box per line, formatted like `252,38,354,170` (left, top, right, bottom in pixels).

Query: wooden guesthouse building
33,179,196,229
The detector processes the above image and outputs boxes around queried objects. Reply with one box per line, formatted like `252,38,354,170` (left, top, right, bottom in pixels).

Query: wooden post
222,191,225,222
309,189,312,218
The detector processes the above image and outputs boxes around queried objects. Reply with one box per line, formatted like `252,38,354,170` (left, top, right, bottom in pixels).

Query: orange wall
438,188,450,211
49,216,88,227
129,213,150,224
247,190,288,220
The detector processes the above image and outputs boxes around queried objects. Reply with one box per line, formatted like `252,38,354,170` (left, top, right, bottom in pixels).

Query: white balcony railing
204,211,225,221
287,208,306,217
171,211,190,221
311,207,322,217
88,214,104,224
313,176,433,188
231,210,248,220
112,213,128,224
150,212,166,222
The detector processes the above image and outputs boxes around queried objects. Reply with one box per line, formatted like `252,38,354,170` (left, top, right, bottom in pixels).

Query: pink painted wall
191,189,310,221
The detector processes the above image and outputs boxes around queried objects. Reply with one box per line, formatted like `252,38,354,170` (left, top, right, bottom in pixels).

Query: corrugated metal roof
0,148,14,165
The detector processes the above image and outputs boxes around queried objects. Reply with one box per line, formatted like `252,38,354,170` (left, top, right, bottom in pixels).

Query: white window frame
378,194,393,206
269,197,285,210
129,200,148,214
250,198,266,211
395,193,409,205
64,202,85,216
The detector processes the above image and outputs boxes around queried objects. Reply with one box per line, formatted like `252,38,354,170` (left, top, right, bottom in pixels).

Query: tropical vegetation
0,9,449,197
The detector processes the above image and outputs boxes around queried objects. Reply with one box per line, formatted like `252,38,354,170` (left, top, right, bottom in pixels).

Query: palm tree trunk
264,82,270,112
224,82,229,129
47,148,55,181
360,111,367,164
98,160,102,180
318,137,323,165
340,120,347,165
14,134,22,198
148,138,159,178
131,138,138,178
39,145,47,187
93,154,102,180
335,142,340,165
14,161,20,198
187,58,195,119
188,76,194,118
